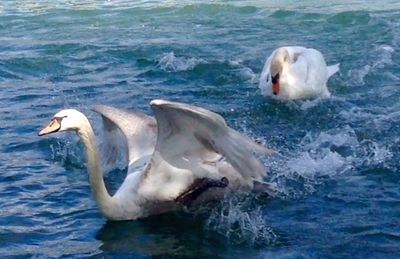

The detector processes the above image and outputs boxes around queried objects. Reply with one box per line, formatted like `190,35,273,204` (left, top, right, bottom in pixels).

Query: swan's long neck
77,119,114,216
271,48,289,75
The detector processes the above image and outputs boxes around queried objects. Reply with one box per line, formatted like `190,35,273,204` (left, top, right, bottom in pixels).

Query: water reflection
96,195,282,257
96,212,227,257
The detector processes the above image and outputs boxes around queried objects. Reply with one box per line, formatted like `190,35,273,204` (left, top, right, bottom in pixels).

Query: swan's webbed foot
175,177,229,207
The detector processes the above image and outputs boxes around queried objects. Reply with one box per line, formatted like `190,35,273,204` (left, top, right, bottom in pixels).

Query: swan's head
38,109,87,136
270,48,289,96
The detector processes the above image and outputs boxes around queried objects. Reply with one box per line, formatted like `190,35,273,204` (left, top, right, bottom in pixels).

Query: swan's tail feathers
327,63,340,78
252,180,276,196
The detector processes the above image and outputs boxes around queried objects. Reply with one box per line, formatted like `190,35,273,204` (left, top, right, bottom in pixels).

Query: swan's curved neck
77,119,114,215
271,57,284,77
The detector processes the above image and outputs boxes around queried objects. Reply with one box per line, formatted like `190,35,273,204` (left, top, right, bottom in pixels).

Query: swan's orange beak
272,81,280,95
38,119,61,136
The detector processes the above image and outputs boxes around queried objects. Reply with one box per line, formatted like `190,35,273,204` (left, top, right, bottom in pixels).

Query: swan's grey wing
92,105,157,172
145,99,272,185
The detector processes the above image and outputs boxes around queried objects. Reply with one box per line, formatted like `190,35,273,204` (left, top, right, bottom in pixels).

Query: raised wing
144,99,272,190
92,105,157,172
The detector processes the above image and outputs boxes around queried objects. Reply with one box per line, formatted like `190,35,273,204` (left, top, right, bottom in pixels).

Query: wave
1,1,258,15
347,45,395,87
5,0,400,16
267,124,394,197
328,11,371,25
283,127,357,184
158,52,205,72
228,59,258,83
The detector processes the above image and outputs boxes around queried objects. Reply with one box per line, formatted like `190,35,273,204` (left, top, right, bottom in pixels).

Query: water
1,1,400,257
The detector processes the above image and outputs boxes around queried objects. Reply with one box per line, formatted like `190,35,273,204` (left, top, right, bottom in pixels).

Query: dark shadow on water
95,211,230,257
95,195,287,258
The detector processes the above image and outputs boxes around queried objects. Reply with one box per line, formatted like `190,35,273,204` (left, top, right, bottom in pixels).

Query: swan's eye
53,116,67,123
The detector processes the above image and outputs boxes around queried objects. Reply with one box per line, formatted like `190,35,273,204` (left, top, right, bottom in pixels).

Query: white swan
259,46,340,100
38,99,273,221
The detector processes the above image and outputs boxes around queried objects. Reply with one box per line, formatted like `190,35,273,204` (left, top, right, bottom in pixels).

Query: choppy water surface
1,1,400,257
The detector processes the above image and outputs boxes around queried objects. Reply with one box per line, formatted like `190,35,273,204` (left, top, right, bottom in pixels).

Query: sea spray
204,194,279,247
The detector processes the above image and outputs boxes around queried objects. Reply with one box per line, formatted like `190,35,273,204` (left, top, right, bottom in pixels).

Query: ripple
328,11,371,25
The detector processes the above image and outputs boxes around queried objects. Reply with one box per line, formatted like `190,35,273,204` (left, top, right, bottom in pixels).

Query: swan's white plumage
259,46,339,100
133,99,273,201
39,100,272,220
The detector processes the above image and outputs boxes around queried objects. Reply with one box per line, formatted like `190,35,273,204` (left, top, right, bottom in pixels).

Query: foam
205,195,278,246
348,45,394,86
287,151,347,178
359,139,392,167
285,128,357,179
264,126,363,197
158,52,205,72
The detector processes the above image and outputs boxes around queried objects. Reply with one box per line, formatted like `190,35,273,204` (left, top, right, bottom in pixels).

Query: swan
38,99,274,221
259,46,340,100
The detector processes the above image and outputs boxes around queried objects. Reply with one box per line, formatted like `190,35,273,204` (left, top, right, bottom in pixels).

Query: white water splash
158,52,205,72
285,127,357,180
359,139,392,167
340,106,400,134
288,151,347,179
267,124,395,197
228,59,258,83
300,98,325,110
238,66,258,83
300,126,359,150
205,195,278,246
280,125,393,183
348,45,394,86
49,137,86,170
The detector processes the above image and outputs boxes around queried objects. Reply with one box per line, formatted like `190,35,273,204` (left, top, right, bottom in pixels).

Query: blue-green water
1,1,400,257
